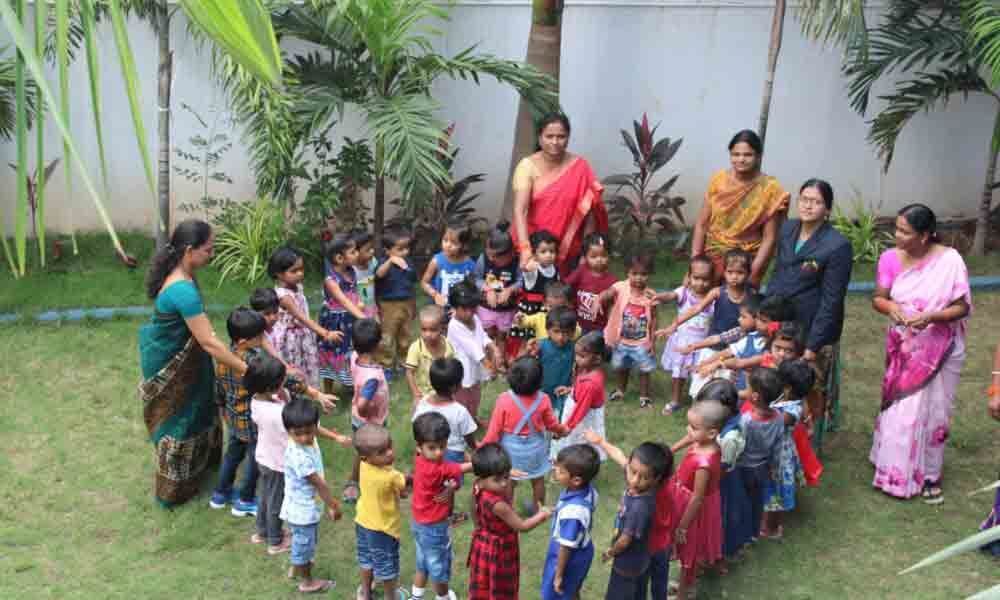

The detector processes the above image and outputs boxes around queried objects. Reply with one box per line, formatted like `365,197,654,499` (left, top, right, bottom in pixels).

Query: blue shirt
539,338,574,414
550,485,598,549
280,441,324,525
431,252,476,299
611,489,655,577
375,257,416,301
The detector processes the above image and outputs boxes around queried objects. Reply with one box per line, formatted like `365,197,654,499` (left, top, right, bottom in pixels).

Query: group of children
204,221,823,598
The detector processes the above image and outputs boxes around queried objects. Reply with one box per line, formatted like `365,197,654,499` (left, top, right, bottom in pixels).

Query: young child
280,398,343,594
318,234,367,391
250,287,281,350
410,412,473,600
536,306,578,418
375,228,418,373
352,229,380,320
508,229,560,351
269,246,341,387
564,232,617,334
513,281,578,344
761,359,815,539
540,444,601,600
412,358,478,489
354,424,407,600
671,400,727,600
655,254,717,415
344,319,390,504
467,443,553,600
421,222,477,310
550,331,609,461
480,356,569,514
447,280,498,422
247,354,352,556
602,254,659,408
736,368,785,543
683,293,763,396
475,220,521,370
405,305,457,405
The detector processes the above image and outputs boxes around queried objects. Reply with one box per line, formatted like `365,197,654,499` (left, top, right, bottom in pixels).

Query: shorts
477,306,516,332
454,384,482,420
356,523,400,581
411,519,453,583
289,522,318,566
611,344,657,374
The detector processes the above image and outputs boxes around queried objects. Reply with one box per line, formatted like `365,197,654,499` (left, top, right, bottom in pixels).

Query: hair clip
767,321,781,336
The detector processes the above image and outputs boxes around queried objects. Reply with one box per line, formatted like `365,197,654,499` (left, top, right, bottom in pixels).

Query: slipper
267,538,291,555
608,390,624,402
758,525,783,540
250,533,266,544
662,402,682,416
343,481,359,504
922,483,944,505
299,579,335,594
639,397,653,409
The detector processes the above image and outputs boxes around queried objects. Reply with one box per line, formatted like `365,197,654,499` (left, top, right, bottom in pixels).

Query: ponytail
145,219,212,299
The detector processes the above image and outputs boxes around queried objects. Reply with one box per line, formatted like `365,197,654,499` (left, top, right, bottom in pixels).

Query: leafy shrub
174,103,236,225
830,192,892,264
213,200,287,285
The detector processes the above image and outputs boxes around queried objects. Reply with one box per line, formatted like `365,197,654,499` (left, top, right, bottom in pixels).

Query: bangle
988,384,1000,397
518,242,531,253
992,371,1000,375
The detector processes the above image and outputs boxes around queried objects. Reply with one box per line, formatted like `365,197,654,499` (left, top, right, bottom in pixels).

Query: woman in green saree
139,220,247,507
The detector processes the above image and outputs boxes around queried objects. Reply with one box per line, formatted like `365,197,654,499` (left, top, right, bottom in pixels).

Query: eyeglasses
798,197,826,207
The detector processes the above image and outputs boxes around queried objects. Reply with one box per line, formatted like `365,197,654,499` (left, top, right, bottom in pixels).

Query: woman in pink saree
870,204,971,502
511,113,608,273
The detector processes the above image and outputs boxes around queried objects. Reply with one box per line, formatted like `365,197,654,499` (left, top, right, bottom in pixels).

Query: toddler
508,229,560,350
514,281,578,344
536,306,578,418
602,254,659,408
684,293,762,396
375,228,418,372
564,232,617,334
467,443,552,600
421,222,477,310
344,319,390,504
447,280,498,422
280,398,343,594
354,425,407,600
541,444,601,600
352,229,379,320
410,412,472,600
475,221,521,370
412,357,478,493
551,331,609,461
250,287,281,350
736,368,785,543
318,234,367,391
405,305,457,405
269,246,341,387
656,254,717,415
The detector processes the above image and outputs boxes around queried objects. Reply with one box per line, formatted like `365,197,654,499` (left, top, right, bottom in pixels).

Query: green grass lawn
1,289,999,599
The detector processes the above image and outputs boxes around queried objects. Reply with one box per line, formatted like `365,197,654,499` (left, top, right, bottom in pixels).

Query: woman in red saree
870,204,971,503
511,113,608,274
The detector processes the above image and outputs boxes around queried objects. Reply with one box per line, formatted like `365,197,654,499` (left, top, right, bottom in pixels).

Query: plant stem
972,104,1000,255
758,0,786,151
374,140,385,253
156,0,171,250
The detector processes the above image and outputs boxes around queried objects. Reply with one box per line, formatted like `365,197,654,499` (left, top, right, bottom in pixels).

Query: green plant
213,199,286,285
603,113,687,258
174,102,235,223
830,192,891,264
7,158,58,240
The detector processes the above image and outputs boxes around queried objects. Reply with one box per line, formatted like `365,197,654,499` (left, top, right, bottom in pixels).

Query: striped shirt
550,485,598,549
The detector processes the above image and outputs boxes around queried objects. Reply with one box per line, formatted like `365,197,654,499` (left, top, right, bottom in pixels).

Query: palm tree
210,0,559,251
965,0,1000,255
843,0,998,255
501,0,563,219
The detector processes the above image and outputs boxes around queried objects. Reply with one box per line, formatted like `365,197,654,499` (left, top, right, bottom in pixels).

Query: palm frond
0,54,36,140
272,2,358,51
900,524,1000,575
796,0,869,54
868,66,987,170
966,0,1000,87
179,0,283,87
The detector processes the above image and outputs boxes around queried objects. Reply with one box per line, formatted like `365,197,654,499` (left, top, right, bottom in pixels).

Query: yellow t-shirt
404,338,456,397
355,461,407,538
520,312,582,343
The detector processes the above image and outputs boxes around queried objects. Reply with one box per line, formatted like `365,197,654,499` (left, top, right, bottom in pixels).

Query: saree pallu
139,312,220,507
703,170,788,273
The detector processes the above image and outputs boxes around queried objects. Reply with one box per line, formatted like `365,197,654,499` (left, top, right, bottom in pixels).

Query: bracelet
992,371,1000,375
988,384,1000,397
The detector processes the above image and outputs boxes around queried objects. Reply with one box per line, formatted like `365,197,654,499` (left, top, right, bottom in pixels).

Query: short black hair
772,321,806,355
759,295,796,323
740,293,764,316
354,424,392,458
723,249,752,273
778,359,816,399
556,444,601,484
749,367,784,406
383,228,411,250
243,353,286,395
444,222,473,251
351,228,374,249
226,306,266,343
413,412,451,445
353,318,382,354
267,246,302,279
323,233,355,262
282,397,320,431
630,442,674,482
544,281,573,303
429,357,464,397
249,287,279,313
486,220,514,254
529,229,558,251
507,356,543,396
624,253,655,274
576,331,610,362
448,279,480,309
545,305,577,332
581,231,610,255
696,377,740,415
689,254,715,276
472,443,512,478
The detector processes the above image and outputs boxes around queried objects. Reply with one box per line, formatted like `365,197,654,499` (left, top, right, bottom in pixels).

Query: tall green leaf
0,0,127,259
108,0,157,226
34,0,46,266
13,0,27,276
55,0,77,254
80,0,111,197
967,0,1000,87
179,0,283,87
899,526,1000,575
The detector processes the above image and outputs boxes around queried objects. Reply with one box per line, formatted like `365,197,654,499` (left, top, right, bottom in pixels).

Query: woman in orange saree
511,113,608,274
691,130,789,285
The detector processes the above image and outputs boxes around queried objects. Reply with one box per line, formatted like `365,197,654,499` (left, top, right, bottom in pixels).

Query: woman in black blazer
766,179,854,426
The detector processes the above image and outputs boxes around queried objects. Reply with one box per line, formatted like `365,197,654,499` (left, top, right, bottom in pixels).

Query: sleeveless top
709,287,746,336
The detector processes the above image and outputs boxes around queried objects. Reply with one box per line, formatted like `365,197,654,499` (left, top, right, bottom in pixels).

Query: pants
377,299,415,368
637,549,670,600
215,432,258,502
255,464,284,545
738,464,769,537
605,567,646,600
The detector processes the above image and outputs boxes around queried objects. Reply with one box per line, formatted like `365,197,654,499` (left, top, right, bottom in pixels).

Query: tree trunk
758,0,786,150
155,1,171,250
374,141,385,255
972,106,1000,256
500,0,563,221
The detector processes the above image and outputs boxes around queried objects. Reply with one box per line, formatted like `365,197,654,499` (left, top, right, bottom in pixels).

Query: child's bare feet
298,578,335,593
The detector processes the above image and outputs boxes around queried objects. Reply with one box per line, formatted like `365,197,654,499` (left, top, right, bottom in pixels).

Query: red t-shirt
412,455,464,524
565,265,617,331
562,370,606,431
648,480,673,553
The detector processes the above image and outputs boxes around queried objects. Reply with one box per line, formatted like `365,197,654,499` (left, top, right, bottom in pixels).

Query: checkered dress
467,487,520,600
216,344,309,442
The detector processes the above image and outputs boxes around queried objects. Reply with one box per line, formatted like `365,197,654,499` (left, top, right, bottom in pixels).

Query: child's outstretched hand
679,344,695,355
433,479,459,504
654,325,676,340
554,385,572,397
324,329,344,344
601,548,614,563
498,287,514,305
524,338,541,357
433,292,447,307
583,429,604,445
697,362,717,378
674,527,687,545
486,289,499,308
327,504,342,521
389,255,410,271
510,468,529,479
316,393,337,413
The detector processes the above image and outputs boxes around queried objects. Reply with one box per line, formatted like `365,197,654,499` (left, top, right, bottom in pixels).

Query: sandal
343,481,359,504
639,397,653,409
608,390,624,402
299,579,335,594
922,482,944,505
250,533,266,545
758,525,783,540
662,402,682,416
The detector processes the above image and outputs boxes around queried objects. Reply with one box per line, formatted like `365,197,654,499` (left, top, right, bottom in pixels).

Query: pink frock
670,448,723,572
273,285,320,387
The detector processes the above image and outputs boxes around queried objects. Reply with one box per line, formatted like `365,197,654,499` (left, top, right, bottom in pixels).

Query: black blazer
766,219,854,351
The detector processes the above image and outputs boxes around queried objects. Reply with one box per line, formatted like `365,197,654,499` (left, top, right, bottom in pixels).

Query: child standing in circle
508,229,560,352
269,246,341,387
550,331,609,461
564,232,617,335
475,221,521,371
351,229,380,320
375,228,418,374
602,254,659,408
421,223,477,312
318,234,367,391
405,305,456,406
